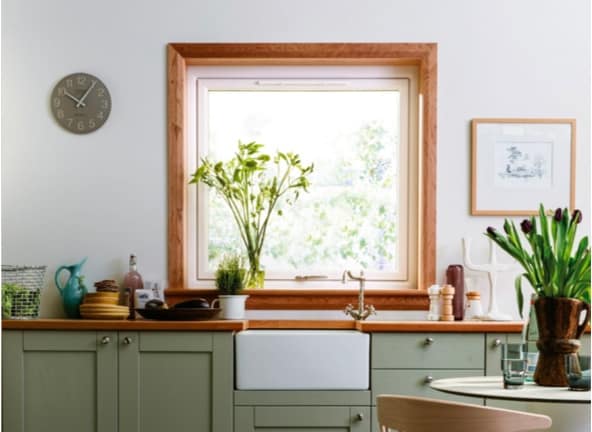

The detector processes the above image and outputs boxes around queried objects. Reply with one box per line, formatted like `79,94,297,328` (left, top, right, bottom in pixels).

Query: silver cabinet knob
100,336,111,345
424,337,434,345
424,375,434,384
493,338,502,347
355,413,364,421
122,336,133,345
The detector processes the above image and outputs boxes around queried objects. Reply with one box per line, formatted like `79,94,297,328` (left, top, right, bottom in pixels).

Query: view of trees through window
203,89,402,277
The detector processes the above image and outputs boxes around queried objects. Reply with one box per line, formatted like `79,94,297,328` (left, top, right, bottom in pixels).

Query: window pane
206,90,401,276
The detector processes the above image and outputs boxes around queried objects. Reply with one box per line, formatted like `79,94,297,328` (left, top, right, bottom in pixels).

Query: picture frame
471,118,576,216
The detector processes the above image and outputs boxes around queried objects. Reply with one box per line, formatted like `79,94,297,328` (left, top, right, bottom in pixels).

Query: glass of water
565,354,591,391
502,358,527,389
501,343,526,389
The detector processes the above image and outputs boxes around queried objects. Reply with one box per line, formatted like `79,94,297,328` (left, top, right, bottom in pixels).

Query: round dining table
430,376,590,404
431,376,590,432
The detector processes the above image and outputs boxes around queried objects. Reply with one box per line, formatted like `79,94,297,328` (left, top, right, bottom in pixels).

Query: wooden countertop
357,320,524,333
1,319,247,331
2,318,525,332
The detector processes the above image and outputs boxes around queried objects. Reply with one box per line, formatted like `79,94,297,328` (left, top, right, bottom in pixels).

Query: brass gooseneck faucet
342,270,376,321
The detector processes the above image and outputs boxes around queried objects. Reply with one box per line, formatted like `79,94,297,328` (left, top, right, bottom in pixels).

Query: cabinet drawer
372,333,484,369
235,406,371,431
372,369,483,405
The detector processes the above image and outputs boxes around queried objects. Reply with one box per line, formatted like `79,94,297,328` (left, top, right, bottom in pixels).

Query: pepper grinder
439,284,455,321
427,284,441,321
446,264,465,321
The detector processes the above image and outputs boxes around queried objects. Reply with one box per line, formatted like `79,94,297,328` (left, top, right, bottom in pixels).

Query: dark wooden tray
135,308,220,321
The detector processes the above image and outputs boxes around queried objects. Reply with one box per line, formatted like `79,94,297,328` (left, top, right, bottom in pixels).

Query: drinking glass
500,343,526,389
565,354,591,391
500,343,524,369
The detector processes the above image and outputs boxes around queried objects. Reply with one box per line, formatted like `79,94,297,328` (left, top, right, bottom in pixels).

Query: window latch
294,275,329,281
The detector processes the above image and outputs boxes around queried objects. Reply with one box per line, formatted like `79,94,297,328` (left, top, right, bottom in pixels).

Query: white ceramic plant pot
213,295,249,320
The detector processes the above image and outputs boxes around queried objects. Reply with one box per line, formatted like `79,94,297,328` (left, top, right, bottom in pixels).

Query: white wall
2,0,590,318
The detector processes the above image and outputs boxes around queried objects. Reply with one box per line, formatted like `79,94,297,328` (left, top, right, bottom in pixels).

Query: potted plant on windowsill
189,140,313,289
212,254,248,319
485,204,591,386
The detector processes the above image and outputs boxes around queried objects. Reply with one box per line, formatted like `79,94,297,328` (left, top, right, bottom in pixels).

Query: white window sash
186,66,418,289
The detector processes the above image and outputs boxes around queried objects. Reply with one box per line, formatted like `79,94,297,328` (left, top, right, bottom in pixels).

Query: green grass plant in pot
190,140,313,289
486,204,591,386
212,253,248,319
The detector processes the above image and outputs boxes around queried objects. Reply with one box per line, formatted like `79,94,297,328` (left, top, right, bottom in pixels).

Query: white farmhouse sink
235,330,369,390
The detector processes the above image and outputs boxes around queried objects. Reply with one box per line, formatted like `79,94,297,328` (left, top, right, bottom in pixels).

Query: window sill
165,288,428,310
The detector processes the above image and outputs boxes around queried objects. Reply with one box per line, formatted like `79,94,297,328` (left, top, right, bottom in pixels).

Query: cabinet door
2,330,117,432
119,331,233,432
235,406,371,432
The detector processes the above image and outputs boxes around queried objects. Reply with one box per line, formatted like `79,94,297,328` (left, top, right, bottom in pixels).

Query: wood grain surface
164,288,430,310
167,42,438,306
2,319,528,333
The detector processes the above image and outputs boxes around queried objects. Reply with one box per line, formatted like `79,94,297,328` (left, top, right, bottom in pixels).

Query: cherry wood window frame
166,43,437,310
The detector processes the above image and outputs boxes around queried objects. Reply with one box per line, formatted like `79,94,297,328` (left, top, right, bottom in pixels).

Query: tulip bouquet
485,204,591,316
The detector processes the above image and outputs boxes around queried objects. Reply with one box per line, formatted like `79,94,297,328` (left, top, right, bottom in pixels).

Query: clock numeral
77,120,85,131
77,76,87,86
56,109,64,119
100,100,109,109
88,119,96,129
97,88,105,97
57,87,66,97
53,98,61,108
97,111,104,120
66,118,73,127
66,79,73,88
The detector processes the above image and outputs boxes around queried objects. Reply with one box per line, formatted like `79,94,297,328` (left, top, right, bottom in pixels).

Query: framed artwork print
471,118,575,216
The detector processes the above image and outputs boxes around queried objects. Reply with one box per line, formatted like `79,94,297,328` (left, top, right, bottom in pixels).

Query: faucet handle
344,304,355,316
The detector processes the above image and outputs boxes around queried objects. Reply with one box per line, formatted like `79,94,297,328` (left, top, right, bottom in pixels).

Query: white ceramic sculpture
462,237,515,321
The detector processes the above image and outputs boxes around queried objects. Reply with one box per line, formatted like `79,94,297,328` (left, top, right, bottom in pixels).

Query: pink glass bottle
123,254,143,320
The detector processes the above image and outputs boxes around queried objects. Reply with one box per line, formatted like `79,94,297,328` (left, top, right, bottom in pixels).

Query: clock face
51,72,111,134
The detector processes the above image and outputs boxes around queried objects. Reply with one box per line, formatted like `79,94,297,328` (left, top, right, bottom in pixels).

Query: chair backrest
377,394,552,432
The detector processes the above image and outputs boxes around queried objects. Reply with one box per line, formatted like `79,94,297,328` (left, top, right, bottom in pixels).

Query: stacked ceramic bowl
80,284,128,320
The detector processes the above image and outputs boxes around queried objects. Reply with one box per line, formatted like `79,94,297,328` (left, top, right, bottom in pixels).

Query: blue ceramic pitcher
55,257,88,318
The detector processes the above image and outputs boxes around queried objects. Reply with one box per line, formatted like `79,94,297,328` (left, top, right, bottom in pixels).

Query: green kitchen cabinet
235,406,371,432
2,330,118,432
234,391,371,432
119,331,233,432
2,330,233,432
370,332,484,432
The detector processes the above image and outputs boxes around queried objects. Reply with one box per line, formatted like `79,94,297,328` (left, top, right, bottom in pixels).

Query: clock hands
63,90,86,107
76,80,97,108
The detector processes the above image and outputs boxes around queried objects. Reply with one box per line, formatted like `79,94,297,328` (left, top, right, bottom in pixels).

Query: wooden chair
377,394,552,432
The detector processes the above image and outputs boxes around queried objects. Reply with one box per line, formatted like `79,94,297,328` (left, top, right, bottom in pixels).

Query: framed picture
471,118,575,215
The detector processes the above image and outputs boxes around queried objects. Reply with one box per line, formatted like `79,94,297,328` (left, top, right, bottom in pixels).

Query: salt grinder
427,284,441,321
439,284,455,321
465,291,483,320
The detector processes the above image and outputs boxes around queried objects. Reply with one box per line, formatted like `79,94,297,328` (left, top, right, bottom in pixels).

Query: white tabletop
431,376,591,404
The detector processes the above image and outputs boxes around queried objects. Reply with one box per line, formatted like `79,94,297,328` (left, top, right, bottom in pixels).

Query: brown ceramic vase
534,297,591,386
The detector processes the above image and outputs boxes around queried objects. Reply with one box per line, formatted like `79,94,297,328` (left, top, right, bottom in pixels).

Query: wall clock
50,72,111,134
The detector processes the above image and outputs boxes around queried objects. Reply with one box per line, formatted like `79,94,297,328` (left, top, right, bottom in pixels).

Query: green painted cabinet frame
2,330,234,432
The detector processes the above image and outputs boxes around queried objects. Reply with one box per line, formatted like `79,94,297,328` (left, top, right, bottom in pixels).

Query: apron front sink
235,330,369,390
